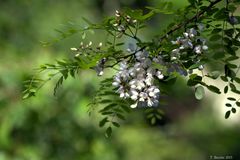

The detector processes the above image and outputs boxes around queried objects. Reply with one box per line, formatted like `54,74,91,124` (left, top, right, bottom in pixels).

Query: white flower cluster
171,28,208,71
112,49,164,108
113,10,137,37
70,41,103,57
70,41,105,76
171,28,208,59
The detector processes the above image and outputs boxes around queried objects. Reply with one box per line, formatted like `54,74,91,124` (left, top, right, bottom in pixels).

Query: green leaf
236,102,240,107
211,28,222,34
210,34,221,41
116,113,125,120
60,69,68,79
229,83,236,90
100,99,112,104
227,97,236,101
224,85,228,94
53,76,64,96
227,63,238,69
105,127,112,138
155,114,162,120
112,122,120,128
225,103,232,107
232,89,240,94
99,103,117,113
220,76,228,82
225,110,231,119
22,93,30,99
195,86,205,100
234,77,240,84
231,108,236,113
187,75,202,86
101,111,114,115
226,56,239,61
188,62,205,70
206,85,221,94
82,32,86,39
99,117,108,127
150,117,156,125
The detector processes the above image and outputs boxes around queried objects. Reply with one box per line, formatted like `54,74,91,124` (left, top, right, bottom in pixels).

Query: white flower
179,46,185,50
145,74,153,86
89,41,92,46
171,56,177,61
135,50,148,61
71,48,78,51
183,32,189,38
136,80,145,90
198,65,204,70
128,67,136,77
147,86,160,98
130,102,138,108
120,92,125,98
156,71,164,80
119,61,128,70
189,28,197,38
112,81,119,87
118,25,125,32
94,65,104,76
202,45,208,50
132,19,137,23
130,89,139,100
147,98,154,107
172,49,180,54
115,10,120,17
194,45,202,54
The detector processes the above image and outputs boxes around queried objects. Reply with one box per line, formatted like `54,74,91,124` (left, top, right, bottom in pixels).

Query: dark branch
159,0,222,42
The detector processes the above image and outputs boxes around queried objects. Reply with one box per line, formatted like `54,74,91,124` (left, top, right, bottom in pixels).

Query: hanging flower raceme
112,49,164,108
171,27,209,71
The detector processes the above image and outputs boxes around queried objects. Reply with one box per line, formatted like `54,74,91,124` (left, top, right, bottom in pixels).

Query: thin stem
159,0,222,42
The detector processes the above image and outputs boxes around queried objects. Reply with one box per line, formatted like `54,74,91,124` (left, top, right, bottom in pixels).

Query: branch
105,46,146,68
159,0,222,42
105,0,222,68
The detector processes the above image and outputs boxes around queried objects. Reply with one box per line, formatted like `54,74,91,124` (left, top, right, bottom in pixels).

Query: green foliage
23,0,240,135
145,108,164,125
89,78,131,137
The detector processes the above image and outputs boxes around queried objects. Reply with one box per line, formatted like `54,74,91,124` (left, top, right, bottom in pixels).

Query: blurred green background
0,0,240,160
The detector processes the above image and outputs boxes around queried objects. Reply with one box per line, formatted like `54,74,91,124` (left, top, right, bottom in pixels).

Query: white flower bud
112,82,119,87
147,98,154,107
70,48,78,51
183,32,189,38
130,102,138,108
202,45,208,50
99,71,104,76
132,19,137,23
156,71,164,80
198,65,204,70
89,41,92,46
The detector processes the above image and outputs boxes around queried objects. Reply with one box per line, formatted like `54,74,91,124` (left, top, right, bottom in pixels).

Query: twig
159,0,222,42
